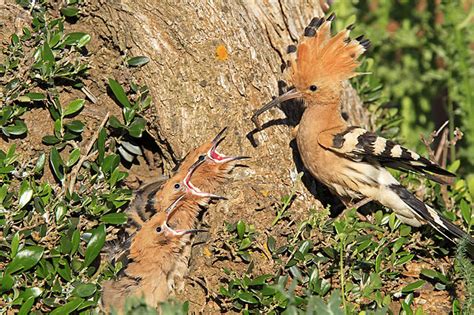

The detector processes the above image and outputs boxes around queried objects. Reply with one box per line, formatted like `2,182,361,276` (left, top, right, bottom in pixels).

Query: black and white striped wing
327,127,455,183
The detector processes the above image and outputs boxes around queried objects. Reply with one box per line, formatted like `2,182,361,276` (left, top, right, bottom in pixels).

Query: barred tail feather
389,184,473,246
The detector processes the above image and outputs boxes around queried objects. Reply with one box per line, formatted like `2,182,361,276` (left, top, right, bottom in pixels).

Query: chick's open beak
208,127,250,163
183,152,227,200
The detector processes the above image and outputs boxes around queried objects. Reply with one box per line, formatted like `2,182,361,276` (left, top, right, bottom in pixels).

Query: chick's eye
309,85,318,92
174,183,180,189
198,155,205,161
156,226,162,233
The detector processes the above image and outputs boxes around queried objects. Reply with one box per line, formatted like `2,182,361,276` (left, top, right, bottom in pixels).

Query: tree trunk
83,0,368,311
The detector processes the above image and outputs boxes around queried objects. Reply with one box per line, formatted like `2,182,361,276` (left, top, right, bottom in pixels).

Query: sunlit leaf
18,180,33,209
83,224,106,268
6,246,44,274
108,78,131,108
63,99,85,116
127,56,149,67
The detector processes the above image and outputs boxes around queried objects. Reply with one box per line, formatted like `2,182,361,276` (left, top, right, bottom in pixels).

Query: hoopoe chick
101,196,204,314
123,154,222,235
106,155,216,268
252,13,473,246
161,128,249,292
125,127,247,233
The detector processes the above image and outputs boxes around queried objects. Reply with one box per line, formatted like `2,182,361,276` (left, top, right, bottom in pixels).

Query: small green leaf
123,107,136,124
448,160,460,173
267,236,276,253
83,224,106,268
3,120,27,136
42,135,61,145
108,78,131,108
26,92,46,101
6,246,44,274
460,199,471,226
50,298,84,315
402,280,426,293
77,34,91,48
420,269,448,284
127,56,150,67
97,128,106,163
237,220,246,239
71,230,80,256
237,291,258,304
63,32,86,45
100,213,128,224
249,274,272,286
55,203,67,223
102,154,120,173
1,273,14,292
10,232,20,258
67,148,81,167
63,99,85,116
298,240,312,255
239,238,252,250
33,153,46,174
395,253,414,266
42,42,54,64
50,148,64,182
18,296,35,315
61,6,79,17
128,117,146,138
18,180,33,209
72,283,96,297
65,120,85,133
108,116,124,128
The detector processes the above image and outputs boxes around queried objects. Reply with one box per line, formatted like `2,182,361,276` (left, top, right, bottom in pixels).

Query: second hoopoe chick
251,13,473,246
176,127,249,192
101,195,204,313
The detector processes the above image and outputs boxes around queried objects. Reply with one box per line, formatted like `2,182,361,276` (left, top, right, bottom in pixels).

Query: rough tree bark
81,0,369,311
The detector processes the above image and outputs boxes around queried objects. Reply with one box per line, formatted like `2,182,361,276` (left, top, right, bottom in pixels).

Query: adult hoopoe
101,195,205,313
251,13,473,246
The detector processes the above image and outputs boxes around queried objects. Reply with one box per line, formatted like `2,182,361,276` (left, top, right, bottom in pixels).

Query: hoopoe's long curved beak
208,127,251,163
251,88,302,130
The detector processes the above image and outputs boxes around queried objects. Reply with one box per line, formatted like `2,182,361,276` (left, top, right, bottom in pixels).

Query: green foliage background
334,0,473,179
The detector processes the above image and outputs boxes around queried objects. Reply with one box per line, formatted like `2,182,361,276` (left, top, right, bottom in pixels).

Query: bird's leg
340,197,373,221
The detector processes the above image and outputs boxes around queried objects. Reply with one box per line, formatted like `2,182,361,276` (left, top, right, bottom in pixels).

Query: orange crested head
286,13,369,95
251,13,370,128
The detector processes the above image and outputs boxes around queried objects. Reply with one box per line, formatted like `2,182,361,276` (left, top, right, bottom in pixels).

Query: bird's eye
198,154,205,161
174,183,180,189
309,85,318,92
156,226,162,233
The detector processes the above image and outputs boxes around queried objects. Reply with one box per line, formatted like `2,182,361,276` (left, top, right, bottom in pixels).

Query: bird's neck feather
300,88,346,133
